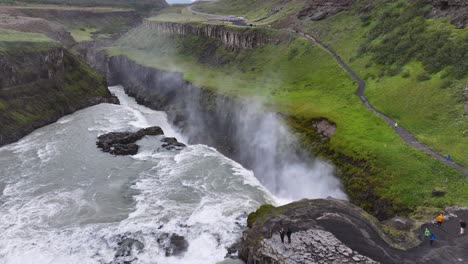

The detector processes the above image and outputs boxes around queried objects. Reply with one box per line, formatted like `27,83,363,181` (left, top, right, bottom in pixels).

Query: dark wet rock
109,143,139,156
161,137,186,150
168,234,189,256
226,241,241,258
110,236,144,264
157,233,189,257
383,216,415,231
96,126,164,155
115,237,144,258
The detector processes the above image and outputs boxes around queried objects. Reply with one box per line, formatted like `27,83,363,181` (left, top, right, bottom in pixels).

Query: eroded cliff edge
142,20,277,49
0,47,117,146
240,199,468,264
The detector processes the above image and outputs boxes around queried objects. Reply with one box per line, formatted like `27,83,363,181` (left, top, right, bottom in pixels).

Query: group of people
424,213,466,246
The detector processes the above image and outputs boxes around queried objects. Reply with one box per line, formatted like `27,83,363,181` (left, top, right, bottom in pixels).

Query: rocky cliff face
425,0,468,28
297,0,354,21
107,54,261,163
240,199,468,264
0,47,117,146
143,20,273,49
240,199,398,264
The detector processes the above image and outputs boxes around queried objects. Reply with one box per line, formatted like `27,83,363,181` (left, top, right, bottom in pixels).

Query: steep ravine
107,55,349,202
105,54,399,218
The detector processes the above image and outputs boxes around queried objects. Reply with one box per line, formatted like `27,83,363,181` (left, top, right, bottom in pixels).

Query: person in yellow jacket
436,214,444,227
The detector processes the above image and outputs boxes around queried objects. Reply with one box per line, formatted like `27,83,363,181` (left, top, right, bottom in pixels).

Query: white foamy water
0,86,273,264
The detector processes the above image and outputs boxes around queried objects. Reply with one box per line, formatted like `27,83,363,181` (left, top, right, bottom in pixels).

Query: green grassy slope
0,28,59,54
192,0,468,167
107,24,468,218
300,1,468,167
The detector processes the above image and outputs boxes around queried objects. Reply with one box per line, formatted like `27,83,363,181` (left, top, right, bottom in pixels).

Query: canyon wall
107,55,347,201
142,20,275,49
0,47,117,146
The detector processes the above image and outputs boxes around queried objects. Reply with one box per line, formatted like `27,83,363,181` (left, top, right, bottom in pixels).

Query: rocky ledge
96,126,186,155
425,0,468,28
240,199,468,264
297,0,353,21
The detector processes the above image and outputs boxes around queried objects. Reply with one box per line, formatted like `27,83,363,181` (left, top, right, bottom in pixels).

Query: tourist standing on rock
460,219,466,235
424,227,430,239
279,227,285,243
436,214,444,227
429,233,436,246
286,227,292,243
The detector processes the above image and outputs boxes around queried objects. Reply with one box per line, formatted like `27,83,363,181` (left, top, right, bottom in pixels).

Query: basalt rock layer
142,20,275,49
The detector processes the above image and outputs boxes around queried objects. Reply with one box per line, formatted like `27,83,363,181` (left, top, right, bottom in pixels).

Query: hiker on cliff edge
279,226,285,243
424,227,430,239
436,214,444,227
430,233,436,246
460,219,466,235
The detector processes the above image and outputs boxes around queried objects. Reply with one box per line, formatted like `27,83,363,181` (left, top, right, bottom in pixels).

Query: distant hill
0,0,168,10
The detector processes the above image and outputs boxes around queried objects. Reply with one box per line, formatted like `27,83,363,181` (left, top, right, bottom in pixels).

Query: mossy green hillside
299,0,468,167
107,26,467,218
0,29,59,54
187,0,468,168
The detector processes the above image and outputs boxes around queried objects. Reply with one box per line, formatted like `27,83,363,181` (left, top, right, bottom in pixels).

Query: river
0,85,345,263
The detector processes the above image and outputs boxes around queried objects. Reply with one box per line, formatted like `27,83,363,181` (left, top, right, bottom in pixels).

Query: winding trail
295,31,468,175
187,4,468,174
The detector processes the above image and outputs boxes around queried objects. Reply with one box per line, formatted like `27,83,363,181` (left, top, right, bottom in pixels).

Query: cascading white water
224,99,347,203
0,86,273,264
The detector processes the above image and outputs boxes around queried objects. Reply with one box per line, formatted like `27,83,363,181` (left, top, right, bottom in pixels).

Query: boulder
115,237,144,258
161,137,186,150
157,233,189,257
96,126,164,155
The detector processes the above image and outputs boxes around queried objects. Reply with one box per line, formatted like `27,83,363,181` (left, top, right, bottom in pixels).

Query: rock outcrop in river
97,126,185,155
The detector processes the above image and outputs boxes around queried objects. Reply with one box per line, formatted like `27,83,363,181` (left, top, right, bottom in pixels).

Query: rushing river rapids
0,86,345,263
